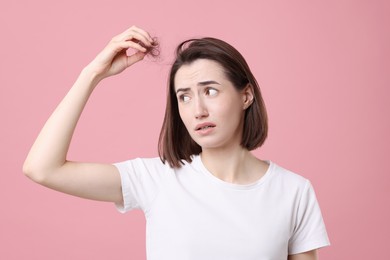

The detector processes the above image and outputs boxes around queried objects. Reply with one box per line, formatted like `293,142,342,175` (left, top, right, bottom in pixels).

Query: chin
195,140,231,151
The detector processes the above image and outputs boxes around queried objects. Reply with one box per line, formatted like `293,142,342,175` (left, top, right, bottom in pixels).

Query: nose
194,96,208,119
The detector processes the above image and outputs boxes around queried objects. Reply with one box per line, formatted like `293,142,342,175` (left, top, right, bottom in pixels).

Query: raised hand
86,25,155,81
23,26,157,202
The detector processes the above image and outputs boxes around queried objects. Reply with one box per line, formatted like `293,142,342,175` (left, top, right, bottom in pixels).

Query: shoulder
113,156,199,176
115,157,168,169
113,157,174,179
267,161,312,192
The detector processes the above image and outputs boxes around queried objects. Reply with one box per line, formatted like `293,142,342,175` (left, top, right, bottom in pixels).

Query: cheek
211,100,242,118
216,103,245,129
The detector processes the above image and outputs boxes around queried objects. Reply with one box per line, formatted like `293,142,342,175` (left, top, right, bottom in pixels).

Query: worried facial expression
174,59,253,151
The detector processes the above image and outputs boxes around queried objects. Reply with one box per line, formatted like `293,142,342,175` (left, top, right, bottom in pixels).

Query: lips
195,122,216,131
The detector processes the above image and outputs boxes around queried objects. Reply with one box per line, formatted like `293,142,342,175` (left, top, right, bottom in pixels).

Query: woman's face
174,59,252,151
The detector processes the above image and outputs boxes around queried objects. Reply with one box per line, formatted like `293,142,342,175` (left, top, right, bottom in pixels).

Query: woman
24,26,330,260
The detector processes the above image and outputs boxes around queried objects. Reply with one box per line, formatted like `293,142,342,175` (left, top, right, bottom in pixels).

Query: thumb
126,51,146,67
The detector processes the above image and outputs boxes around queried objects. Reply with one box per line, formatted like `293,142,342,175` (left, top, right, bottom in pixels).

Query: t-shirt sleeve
288,180,330,255
113,157,167,213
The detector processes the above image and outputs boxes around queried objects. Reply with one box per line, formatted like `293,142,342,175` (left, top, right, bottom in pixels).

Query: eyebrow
175,80,221,94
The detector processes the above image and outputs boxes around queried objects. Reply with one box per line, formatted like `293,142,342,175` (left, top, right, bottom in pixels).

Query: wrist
80,66,104,86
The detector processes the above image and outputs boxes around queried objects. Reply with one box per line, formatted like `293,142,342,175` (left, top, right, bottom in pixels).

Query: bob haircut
158,37,268,168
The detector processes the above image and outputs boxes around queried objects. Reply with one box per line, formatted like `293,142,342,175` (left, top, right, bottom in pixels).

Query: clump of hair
140,37,160,59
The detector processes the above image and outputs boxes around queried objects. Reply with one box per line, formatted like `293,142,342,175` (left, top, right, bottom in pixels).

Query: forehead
174,59,228,90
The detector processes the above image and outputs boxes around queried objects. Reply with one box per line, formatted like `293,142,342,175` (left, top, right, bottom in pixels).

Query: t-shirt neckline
192,155,274,190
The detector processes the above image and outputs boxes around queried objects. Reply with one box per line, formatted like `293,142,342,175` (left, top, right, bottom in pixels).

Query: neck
200,146,258,184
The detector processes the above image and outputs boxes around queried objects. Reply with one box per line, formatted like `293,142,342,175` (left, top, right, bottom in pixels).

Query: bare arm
23,26,155,203
288,249,318,260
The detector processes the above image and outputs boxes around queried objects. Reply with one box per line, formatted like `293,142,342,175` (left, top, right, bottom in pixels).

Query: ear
242,84,254,110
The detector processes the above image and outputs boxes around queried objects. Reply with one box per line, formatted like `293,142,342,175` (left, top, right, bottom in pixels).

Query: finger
123,31,152,47
126,51,146,67
114,40,148,53
116,26,153,46
126,25,153,42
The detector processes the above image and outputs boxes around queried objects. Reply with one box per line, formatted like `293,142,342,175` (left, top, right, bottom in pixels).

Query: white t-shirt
114,155,330,260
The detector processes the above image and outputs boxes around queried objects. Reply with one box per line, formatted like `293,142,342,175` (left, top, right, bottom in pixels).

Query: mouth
195,123,216,131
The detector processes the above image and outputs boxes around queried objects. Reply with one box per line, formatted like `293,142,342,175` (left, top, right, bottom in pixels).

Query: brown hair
158,37,268,168
141,37,160,58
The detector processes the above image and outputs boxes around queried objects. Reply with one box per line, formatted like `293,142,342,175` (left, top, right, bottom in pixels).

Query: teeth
201,126,212,130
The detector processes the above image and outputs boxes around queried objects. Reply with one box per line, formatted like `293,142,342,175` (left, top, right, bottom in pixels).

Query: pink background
1,0,389,259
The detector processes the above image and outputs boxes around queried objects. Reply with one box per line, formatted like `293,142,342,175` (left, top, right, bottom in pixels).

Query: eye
178,94,191,103
206,88,218,96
